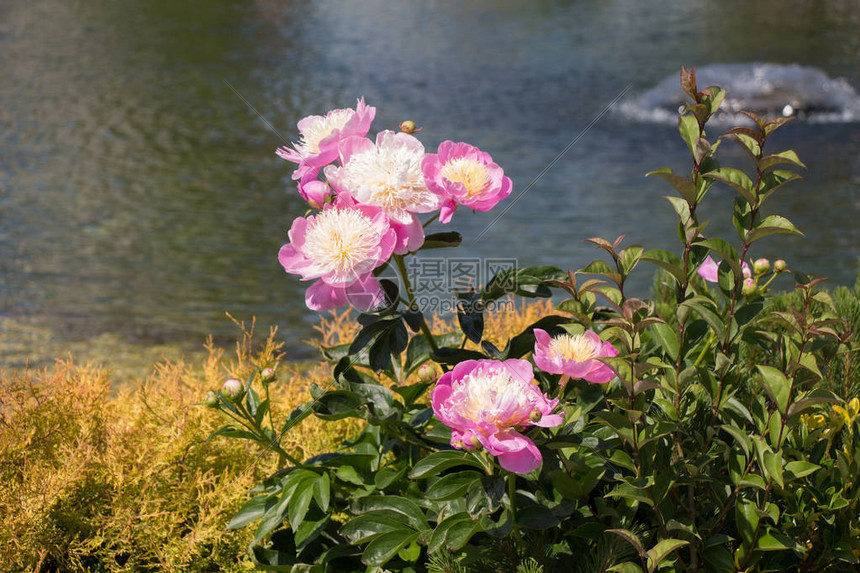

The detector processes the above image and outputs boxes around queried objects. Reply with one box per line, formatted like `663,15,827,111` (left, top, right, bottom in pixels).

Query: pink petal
305,280,348,311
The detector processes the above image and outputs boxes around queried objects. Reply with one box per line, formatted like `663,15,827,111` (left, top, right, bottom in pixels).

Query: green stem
694,330,717,367
394,253,440,354
422,213,440,228
507,472,518,532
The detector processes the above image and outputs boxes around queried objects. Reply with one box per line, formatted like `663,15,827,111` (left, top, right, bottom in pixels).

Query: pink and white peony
430,359,563,474
532,329,618,383
276,98,376,176
277,196,396,311
421,141,512,223
325,131,440,253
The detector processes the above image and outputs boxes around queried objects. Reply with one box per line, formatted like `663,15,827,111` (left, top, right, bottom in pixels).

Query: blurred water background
2,0,859,368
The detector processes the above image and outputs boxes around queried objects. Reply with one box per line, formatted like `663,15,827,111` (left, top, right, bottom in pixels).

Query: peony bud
529,409,543,423
741,278,757,296
203,390,220,408
261,368,276,383
774,259,787,273
399,120,421,134
753,258,770,275
221,378,244,402
417,364,436,382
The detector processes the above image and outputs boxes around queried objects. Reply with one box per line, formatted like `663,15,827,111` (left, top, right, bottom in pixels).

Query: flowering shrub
208,68,860,572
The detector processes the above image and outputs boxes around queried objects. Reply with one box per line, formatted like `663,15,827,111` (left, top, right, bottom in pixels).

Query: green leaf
678,115,700,158
419,231,463,250
757,530,801,551
341,513,409,544
294,512,330,550
649,321,680,361
607,564,644,573
722,132,761,163
642,249,685,284
311,390,363,420
736,498,759,544
410,450,485,478
350,496,429,531
757,365,790,414
647,168,698,205
763,450,784,488
759,170,802,202
606,528,647,560
785,461,820,479
705,167,756,205
227,494,276,530
313,472,330,513
679,297,725,341
362,530,420,567
745,215,803,244
646,539,688,573
426,471,483,501
757,150,805,171
720,424,752,458
428,513,478,554
287,475,316,533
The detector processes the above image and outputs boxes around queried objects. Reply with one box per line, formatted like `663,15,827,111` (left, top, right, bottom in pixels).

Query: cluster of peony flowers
277,98,512,311
430,330,618,474
277,98,620,475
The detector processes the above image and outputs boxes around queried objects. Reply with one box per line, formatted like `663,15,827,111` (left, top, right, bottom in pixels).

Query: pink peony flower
325,131,441,254
276,98,376,172
421,141,512,224
277,196,396,311
430,359,563,474
532,329,618,383
697,255,752,283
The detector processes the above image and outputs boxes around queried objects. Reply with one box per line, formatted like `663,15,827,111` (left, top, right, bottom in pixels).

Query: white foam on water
617,63,860,124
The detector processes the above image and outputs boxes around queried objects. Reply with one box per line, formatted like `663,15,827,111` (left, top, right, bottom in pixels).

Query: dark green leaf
410,451,486,478
362,530,420,567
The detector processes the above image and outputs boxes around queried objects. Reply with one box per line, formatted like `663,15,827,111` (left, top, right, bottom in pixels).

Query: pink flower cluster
276,98,513,311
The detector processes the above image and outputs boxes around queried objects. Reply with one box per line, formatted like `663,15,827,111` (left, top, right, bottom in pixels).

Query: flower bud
261,368,276,383
753,258,770,275
203,390,220,408
529,409,543,423
221,378,244,402
741,278,757,296
417,364,436,382
774,259,787,273
399,120,421,134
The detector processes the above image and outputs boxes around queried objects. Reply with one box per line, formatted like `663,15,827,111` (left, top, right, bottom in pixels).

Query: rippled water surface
2,0,860,362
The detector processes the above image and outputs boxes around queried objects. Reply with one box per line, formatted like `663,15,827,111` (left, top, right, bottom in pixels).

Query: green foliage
214,68,860,572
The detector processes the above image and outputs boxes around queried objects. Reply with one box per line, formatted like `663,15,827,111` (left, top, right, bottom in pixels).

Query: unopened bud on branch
221,378,244,402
